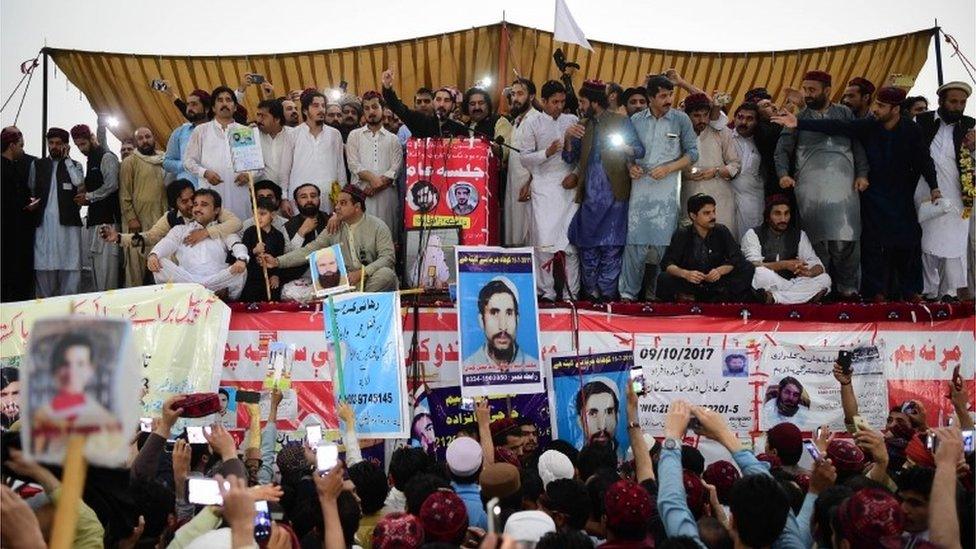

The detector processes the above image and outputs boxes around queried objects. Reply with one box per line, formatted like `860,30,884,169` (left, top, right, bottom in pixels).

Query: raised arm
929,427,964,549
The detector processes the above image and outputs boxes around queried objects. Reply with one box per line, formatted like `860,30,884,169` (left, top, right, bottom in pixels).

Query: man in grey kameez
774,70,869,299
28,127,84,297
621,76,698,301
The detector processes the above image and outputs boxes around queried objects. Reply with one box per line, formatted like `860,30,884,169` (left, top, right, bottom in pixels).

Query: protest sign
550,351,633,459
323,292,408,438
21,317,139,468
456,246,543,397
228,125,265,172
216,386,238,428
633,335,759,435
263,342,294,390
404,227,461,291
310,244,353,298
758,344,888,432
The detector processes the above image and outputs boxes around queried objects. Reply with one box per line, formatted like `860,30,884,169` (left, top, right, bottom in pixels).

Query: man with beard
384,108,403,136
621,87,649,116
346,91,403,239
729,103,767,239
740,87,788,199
623,76,697,302
773,86,941,301
464,277,537,370
119,138,135,161
503,78,541,247
658,193,755,302
281,90,347,216
325,104,343,131
913,82,974,301
1,126,38,301
681,93,741,236
741,195,831,303
338,95,363,142
901,96,929,120
119,127,167,287
261,184,396,292
71,124,121,291
254,99,294,187
460,87,503,140
842,77,875,119
762,376,808,427
564,80,644,302
147,189,249,299
0,367,20,429
164,89,211,186
774,70,869,300
381,69,467,138
184,86,256,221
518,80,580,301
278,183,329,288
281,98,301,128
576,380,618,447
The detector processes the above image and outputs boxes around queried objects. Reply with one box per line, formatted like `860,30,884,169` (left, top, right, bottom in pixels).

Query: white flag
554,0,592,51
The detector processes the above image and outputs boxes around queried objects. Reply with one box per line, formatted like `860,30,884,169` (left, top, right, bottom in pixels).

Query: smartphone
632,375,647,396
150,79,168,91
339,80,348,92
486,497,501,534
963,430,974,453
165,440,175,453
837,350,853,375
316,443,338,472
235,390,260,404
926,432,939,453
187,425,211,444
139,418,153,433
803,440,822,461
460,397,475,412
846,415,870,434
306,425,323,446
688,416,702,434
247,73,266,84
187,478,226,505
815,426,826,441
952,365,963,390
254,500,272,542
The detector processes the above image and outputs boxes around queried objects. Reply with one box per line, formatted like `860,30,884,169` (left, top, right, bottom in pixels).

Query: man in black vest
28,127,85,297
740,195,832,304
279,183,329,288
1,127,38,301
71,124,121,291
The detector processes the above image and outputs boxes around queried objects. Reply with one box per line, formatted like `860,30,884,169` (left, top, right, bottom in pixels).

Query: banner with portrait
310,244,353,298
455,247,543,397
21,317,140,467
633,335,760,435
550,351,633,460
403,138,492,245
758,343,889,432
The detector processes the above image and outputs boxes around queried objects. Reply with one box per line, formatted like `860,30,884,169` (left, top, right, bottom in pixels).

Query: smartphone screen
187,426,210,444
254,500,272,542
139,418,153,433
460,397,475,412
306,425,323,446
803,440,821,461
316,443,338,472
486,497,501,534
962,430,974,453
187,478,225,505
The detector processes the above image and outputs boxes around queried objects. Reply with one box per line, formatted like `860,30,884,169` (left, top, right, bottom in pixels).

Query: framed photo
403,226,461,291
309,244,353,298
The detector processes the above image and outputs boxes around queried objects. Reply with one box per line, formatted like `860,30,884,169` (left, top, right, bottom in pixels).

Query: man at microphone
380,69,467,138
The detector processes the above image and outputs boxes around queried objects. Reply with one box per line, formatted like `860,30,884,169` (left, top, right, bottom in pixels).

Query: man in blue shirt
164,89,211,187
446,436,489,529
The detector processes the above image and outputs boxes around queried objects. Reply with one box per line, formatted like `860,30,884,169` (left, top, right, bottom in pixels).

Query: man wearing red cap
163,89,211,187
27,128,85,297
346,91,403,240
71,123,121,291
681,92,741,235
843,77,876,120
773,86,940,301
260,184,397,292
774,70,869,300
1,126,38,301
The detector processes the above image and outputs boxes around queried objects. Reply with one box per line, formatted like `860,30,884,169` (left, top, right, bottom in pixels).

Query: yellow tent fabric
47,23,933,144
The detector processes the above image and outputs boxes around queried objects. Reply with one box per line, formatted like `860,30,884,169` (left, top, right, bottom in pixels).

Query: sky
2,0,974,158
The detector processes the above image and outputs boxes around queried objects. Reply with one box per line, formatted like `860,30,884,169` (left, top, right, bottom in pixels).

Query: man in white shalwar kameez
345,91,403,240
730,104,766,241
517,80,580,300
504,79,541,247
282,91,347,215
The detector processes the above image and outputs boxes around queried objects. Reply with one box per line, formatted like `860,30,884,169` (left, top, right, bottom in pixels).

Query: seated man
260,184,397,295
740,194,831,304
146,189,249,299
657,193,755,302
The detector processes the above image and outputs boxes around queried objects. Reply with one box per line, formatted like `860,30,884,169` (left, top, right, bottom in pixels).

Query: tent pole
933,21,944,86
41,48,49,158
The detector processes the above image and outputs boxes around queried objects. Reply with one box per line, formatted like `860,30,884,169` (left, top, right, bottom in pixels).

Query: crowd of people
1,361,973,548
1,58,974,305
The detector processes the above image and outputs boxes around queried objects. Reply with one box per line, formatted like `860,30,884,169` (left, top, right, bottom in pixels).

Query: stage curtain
47,24,933,144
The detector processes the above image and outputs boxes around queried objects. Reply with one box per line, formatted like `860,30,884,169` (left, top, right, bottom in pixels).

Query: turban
446,436,483,478
837,488,905,549
490,417,519,440
480,462,521,500
362,90,384,103
189,89,211,106
683,470,707,518
372,513,425,549
876,86,908,106
827,439,866,474
702,460,740,504
1,128,21,149
581,79,607,94
537,449,574,488
419,490,468,543
765,194,791,210
46,127,70,142
683,92,712,112
504,511,556,544
745,87,772,103
340,183,367,208
937,81,972,98
340,94,363,113
604,479,653,531
70,124,92,140
848,77,876,95
803,70,832,86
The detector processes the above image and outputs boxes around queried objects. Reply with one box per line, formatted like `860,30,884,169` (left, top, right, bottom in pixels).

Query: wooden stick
50,435,88,549
247,172,272,301
326,296,345,401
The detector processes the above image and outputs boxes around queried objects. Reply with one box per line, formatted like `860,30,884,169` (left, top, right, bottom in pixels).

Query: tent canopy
47,22,933,143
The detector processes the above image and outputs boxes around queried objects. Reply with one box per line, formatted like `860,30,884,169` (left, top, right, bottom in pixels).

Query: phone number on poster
640,402,740,414
638,347,715,361
343,392,395,405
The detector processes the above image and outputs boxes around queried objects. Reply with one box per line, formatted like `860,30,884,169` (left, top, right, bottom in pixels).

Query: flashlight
107,116,120,128
609,133,624,147
477,76,492,88
328,89,342,101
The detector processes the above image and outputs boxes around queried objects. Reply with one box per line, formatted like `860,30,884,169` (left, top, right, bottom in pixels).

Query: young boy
241,198,285,301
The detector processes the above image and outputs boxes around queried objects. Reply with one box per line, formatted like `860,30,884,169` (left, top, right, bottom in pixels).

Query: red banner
403,138,497,245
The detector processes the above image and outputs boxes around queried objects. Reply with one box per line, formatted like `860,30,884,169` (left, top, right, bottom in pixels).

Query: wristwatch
663,437,681,451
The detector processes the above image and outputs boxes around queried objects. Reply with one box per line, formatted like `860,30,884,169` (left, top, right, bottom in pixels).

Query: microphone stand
439,115,521,153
